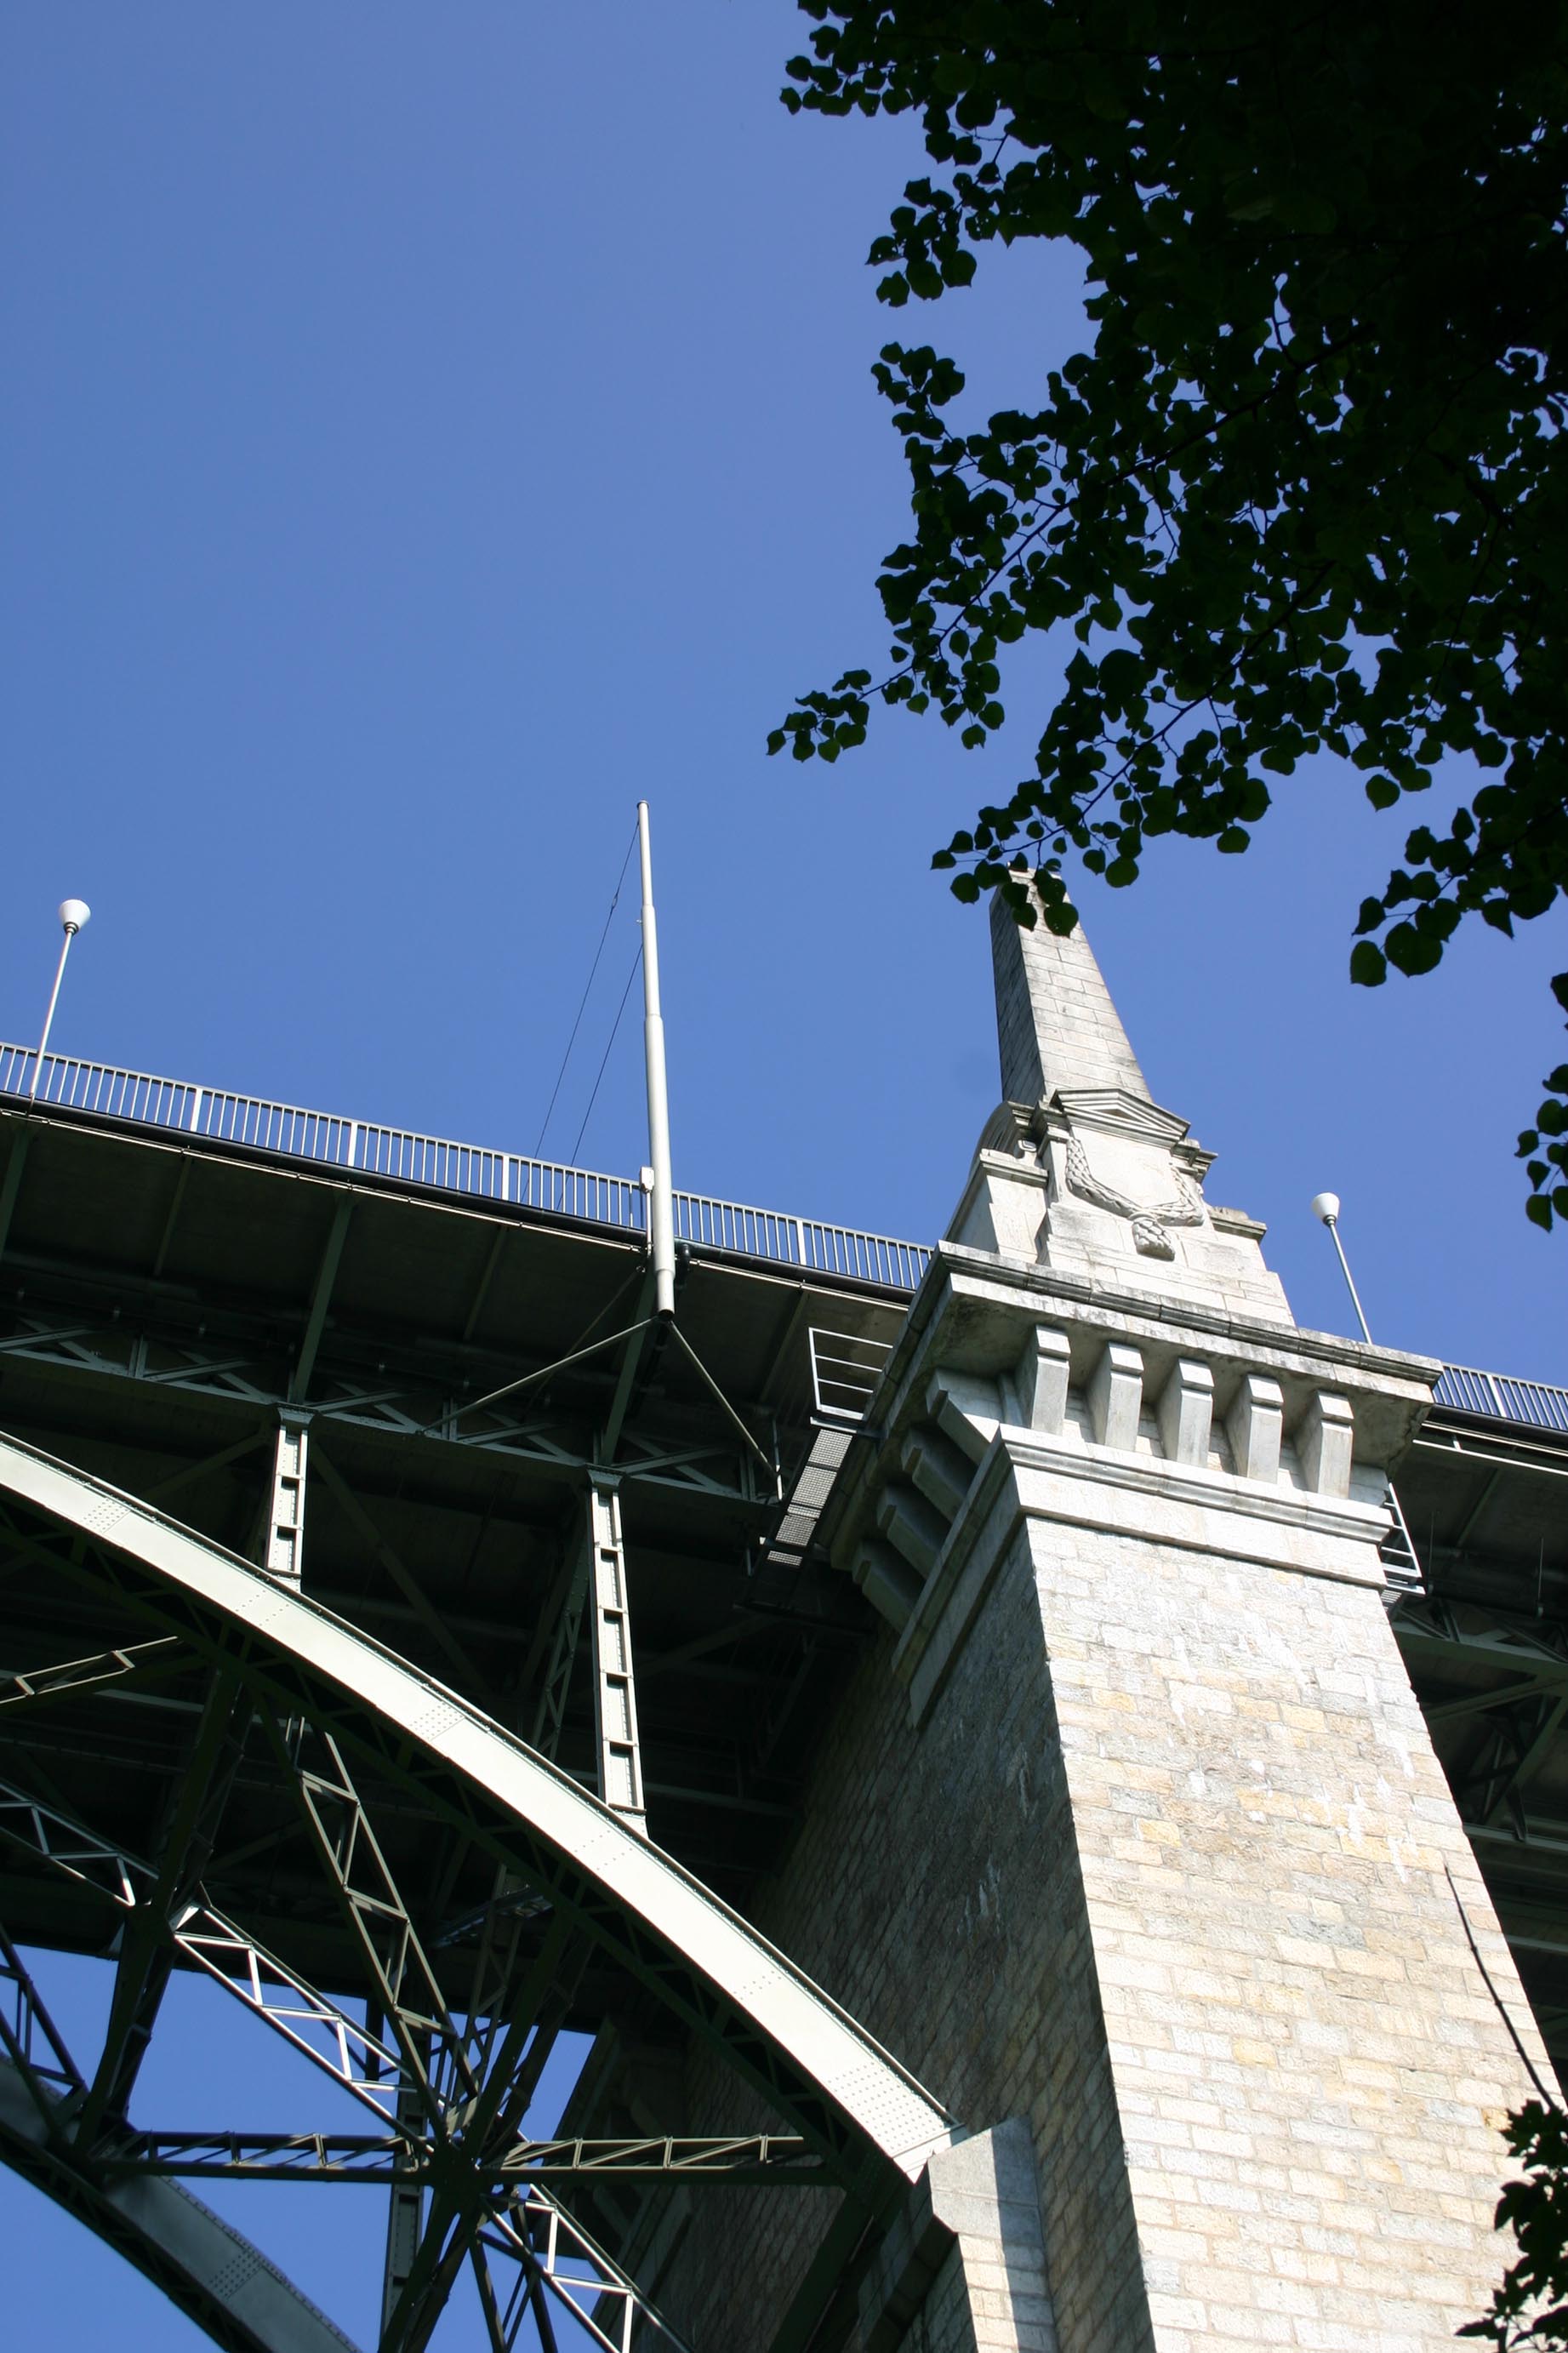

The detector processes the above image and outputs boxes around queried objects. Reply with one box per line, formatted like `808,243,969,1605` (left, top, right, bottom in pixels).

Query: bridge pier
860,2121,1054,2353
654,903,1551,2352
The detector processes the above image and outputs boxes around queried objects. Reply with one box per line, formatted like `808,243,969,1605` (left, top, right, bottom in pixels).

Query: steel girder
0,1306,767,1504
0,1430,955,2351
1391,1592,1568,1830
95,2133,823,2185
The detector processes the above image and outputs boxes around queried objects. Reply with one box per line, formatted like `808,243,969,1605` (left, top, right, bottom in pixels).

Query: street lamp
29,899,91,1103
1309,1190,1373,1343
1310,1189,1422,1583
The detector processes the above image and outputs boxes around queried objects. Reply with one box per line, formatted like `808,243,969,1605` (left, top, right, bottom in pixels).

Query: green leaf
1384,922,1444,977
777,1,1568,1236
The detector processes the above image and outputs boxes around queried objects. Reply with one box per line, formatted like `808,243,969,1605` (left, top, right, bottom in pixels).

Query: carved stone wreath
1063,1136,1205,1259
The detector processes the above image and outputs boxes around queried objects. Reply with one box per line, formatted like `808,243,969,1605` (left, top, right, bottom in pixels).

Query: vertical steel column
586,1476,647,1836
262,1412,311,1585
381,2047,428,2343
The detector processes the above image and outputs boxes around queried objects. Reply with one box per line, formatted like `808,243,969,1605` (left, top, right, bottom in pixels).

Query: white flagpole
636,806,676,1318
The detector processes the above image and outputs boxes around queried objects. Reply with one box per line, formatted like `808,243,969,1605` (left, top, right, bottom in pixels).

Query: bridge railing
4,1043,1562,1408
0,1042,932,1292
1433,1362,1568,1436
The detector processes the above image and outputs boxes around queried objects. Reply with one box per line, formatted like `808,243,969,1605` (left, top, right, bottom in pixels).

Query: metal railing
0,1042,932,1293
674,1192,929,1293
3,1042,1562,1414
1433,1362,1568,1436
809,1328,895,1421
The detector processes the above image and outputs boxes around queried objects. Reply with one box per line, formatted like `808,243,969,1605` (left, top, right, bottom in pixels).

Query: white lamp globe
58,900,90,933
1309,1191,1341,1226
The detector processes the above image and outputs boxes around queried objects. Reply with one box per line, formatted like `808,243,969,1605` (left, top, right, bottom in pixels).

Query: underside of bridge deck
2,1089,1566,2352
0,1099,942,2353
1389,1402,1568,2074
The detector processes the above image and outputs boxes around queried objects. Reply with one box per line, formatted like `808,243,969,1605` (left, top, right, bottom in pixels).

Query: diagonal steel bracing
0,1304,767,1502
73,1667,253,2141
0,1431,956,2353
0,1635,184,1714
0,1916,84,2120
0,1733,803,2353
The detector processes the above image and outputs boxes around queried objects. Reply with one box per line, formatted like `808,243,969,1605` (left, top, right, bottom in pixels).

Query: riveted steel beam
261,1414,311,1585
585,1479,646,1835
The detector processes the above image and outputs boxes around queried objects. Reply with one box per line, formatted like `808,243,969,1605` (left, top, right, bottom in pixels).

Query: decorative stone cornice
824,1254,1440,1719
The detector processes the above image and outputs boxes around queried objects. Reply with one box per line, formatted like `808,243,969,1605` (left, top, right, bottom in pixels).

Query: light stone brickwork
992,894,1150,1106
634,903,1548,2353
860,2122,1058,2353
1020,1503,1536,2350
659,1518,1143,2353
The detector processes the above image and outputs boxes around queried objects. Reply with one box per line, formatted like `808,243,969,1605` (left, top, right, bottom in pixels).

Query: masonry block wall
660,1379,1545,2350
664,1517,1135,2353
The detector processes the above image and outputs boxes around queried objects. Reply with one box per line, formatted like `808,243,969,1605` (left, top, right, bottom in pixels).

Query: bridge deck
0,1044,1565,2076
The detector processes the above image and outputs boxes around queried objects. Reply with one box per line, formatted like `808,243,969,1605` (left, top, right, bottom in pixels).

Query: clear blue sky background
1,5,1563,2344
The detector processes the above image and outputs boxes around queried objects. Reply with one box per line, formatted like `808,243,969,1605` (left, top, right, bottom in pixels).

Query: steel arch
0,2059,361,2353
0,1431,955,2348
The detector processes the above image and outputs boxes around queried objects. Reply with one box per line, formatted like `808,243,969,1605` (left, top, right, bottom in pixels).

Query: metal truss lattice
0,1433,954,2353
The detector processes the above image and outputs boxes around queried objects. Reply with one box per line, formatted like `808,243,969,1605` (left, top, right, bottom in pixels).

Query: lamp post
29,900,91,1103
1310,1190,1422,1584
1309,1191,1372,1343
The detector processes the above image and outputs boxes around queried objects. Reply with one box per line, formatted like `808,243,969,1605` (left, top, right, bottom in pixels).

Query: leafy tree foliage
769,1,1568,1224
1464,2103,1568,2346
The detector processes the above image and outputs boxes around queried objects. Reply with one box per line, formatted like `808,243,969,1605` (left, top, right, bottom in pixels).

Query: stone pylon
785,901,1550,2353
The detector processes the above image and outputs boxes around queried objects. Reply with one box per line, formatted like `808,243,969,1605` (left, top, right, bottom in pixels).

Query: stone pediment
1051,1086,1189,1147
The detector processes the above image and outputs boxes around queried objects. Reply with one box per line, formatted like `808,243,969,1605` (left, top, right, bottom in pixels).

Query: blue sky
1,5,1564,2344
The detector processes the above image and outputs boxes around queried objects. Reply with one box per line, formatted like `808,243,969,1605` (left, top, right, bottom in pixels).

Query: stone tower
668,901,1550,2353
